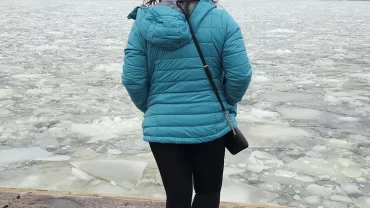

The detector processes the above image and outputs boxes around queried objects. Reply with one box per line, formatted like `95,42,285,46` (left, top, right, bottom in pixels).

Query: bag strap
176,1,237,136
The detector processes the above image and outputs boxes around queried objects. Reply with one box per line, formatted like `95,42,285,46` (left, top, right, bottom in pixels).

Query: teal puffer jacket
122,0,252,144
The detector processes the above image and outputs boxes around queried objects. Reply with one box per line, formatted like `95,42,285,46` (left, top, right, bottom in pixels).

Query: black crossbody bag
176,0,249,155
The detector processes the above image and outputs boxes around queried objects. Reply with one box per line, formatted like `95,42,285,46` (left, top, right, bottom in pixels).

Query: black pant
150,137,225,208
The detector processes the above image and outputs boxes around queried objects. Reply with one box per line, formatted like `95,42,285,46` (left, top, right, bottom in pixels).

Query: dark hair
143,0,162,6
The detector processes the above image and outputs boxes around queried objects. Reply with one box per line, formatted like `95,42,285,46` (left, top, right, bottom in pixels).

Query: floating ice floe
327,139,352,149
34,155,71,162
0,109,11,117
93,63,121,72
295,80,316,85
265,29,297,34
322,200,347,208
71,167,94,181
0,89,14,99
244,151,283,173
0,147,53,167
306,184,334,197
253,75,271,82
250,109,280,118
277,108,324,120
69,117,142,143
351,73,370,81
261,92,317,102
70,160,147,189
337,116,360,122
221,178,278,204
26,88,53,94
304,196,320,205
107,149,123,155
242,125,311,147
287,157,364,178
353,196,370,208
341,183,361,195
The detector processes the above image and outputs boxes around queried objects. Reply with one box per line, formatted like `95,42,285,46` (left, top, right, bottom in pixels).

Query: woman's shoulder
203,7,238,31
209,7,236,22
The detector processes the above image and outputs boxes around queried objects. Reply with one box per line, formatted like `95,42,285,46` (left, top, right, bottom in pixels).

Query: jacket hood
127,0,216,50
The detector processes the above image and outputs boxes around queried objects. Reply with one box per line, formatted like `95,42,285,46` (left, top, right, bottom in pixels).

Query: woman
122,0,252,207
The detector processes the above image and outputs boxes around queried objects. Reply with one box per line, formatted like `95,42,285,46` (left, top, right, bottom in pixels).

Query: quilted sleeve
222,12,252,106
122,22,149,113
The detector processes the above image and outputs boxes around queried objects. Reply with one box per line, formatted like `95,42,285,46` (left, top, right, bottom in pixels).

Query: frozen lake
0,0,369,207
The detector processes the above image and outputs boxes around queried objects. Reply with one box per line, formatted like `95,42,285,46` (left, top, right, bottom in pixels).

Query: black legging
150,137,225,208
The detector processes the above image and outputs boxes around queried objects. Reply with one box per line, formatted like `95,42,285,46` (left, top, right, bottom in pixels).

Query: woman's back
122,0,252,144
122,1,252,207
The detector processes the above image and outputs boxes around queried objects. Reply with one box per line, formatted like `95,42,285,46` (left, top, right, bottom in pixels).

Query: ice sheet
69,117,142,143
35,155,71,162
71,167,94,181
0,147,53,167
0,89,14,99
221,179,279,204
287,157,365,178
241,124,312,147
277,108,324,120
70,160,147,189
261,92,317,102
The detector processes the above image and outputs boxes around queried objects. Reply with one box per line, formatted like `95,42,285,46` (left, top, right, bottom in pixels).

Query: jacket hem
143,124,237,144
